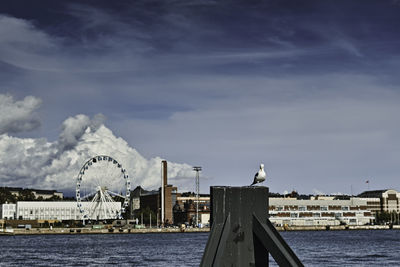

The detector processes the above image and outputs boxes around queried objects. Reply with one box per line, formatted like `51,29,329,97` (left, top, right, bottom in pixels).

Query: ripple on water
1,230,399,266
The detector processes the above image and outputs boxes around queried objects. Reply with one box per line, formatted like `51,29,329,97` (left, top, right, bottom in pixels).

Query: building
2,187,63,200
133,161,178,225
139,190,161,221
129,186,155,218
131,161,211,226
358,189,400,214
16,201,120,221
173,193,211,226
161,160,177,224
0,203,16,219
32,189,63,200
269,197,374,226
128,185,161,224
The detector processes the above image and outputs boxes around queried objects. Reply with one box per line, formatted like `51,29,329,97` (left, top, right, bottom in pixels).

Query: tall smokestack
163,160,168,186
161,160,167,225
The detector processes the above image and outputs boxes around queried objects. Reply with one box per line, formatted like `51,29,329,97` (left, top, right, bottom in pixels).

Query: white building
16,201,121,221
269,198,375,226
0,203,16,219
32,190,64,200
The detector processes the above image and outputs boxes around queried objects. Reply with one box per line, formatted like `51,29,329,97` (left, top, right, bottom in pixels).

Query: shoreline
0,227,210,235
1,225,399,235
275,224,400,231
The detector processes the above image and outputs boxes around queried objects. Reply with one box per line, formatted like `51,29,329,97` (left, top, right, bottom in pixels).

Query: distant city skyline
1,1,399,195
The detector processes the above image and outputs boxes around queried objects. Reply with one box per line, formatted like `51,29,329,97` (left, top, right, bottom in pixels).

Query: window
320,206,328,211
341,206,349,211
299,206,306,211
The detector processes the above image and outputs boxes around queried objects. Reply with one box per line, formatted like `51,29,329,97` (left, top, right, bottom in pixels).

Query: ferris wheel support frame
75,155,131,223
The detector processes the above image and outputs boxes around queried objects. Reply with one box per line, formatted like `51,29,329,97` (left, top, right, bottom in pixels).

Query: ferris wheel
76,155,131,220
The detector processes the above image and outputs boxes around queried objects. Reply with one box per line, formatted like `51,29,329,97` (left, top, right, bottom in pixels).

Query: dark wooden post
200,186,303,267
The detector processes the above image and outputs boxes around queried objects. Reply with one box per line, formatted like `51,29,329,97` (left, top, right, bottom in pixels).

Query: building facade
16,201,120,221
132,161,178,225
269,198,374,226
358,189,400,213
173,194,211,226
0,203,16,219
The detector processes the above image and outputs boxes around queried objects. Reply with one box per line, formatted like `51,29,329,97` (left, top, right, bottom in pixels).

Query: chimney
162,160,168,186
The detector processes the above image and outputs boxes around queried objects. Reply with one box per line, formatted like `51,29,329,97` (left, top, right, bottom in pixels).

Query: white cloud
0,94,42,134
0,114,193,194
312,189,325,195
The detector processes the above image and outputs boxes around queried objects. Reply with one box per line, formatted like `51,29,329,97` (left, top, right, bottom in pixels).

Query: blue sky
0,0,400,194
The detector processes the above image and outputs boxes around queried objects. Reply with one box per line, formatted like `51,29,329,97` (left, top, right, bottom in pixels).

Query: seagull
251,163,266,186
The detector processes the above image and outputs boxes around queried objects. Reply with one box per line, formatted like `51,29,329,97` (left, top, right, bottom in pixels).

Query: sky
0,0,400,196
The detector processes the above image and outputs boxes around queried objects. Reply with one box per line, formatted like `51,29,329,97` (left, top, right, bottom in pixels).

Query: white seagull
251,163,266,186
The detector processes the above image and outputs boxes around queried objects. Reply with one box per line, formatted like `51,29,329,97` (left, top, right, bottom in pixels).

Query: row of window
1,205,16,210
274,206,350,211
270,211,371,218
21,210,76,215
19,207,76,211
20,215,83,220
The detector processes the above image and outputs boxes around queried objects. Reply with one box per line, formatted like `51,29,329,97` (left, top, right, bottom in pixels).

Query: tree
376,211,392,224
45,195,62,201
18,189,35,201
0,189,17,204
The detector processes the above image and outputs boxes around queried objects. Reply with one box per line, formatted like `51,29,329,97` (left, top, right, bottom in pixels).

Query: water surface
1,230,399,266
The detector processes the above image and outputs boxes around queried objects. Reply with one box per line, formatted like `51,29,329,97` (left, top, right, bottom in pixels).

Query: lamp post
193,166,202,227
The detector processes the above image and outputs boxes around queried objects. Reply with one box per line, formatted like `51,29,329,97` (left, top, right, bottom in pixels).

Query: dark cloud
1,1,400,194
0,94,42,134
57,114,105,152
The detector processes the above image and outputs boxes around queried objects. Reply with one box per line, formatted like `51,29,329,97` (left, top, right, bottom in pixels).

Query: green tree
45,195,62,201
376,211,392,224
0,189,17,203
18,189,35,201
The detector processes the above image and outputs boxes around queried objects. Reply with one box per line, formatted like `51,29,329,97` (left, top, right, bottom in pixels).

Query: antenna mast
193,166,202,227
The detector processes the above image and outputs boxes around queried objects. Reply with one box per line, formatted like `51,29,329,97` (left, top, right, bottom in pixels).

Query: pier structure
201,186,304,267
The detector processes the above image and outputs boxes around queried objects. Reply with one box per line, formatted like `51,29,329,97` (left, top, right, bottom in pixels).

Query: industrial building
130,161,212,226
129,161,179,225
129,185,211,226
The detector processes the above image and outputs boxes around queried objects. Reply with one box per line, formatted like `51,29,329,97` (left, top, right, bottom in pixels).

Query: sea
0,230,399,266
